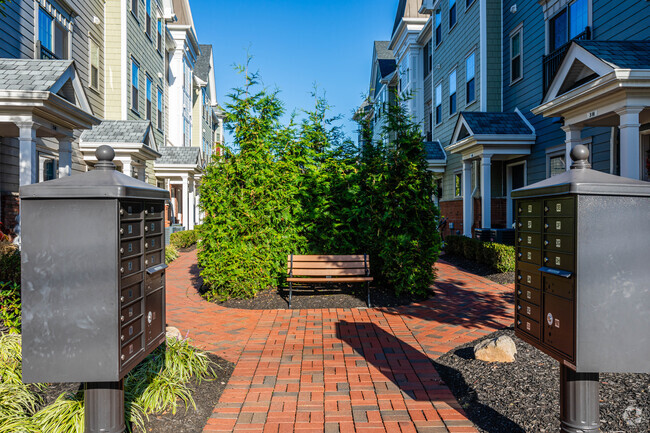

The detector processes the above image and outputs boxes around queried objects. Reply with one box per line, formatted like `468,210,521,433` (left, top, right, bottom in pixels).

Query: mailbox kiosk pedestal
84,381,125,433
560,366,599,433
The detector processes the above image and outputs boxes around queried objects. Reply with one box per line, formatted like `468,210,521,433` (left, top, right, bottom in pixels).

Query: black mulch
34,353,234,433
440,253,515,286
434,328,650,433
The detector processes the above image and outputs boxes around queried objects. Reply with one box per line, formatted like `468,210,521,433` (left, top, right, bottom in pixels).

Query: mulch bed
434,328,650,433
440,253,515,286
35,353,234,433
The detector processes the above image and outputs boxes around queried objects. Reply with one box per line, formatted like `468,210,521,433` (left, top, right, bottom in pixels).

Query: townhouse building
363,0,650,239
0,0,224,235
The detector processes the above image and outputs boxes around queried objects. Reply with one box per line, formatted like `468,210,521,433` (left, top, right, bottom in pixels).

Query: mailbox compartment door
516,284,541,306
516,314,540,340
145,288,165,348
543,293,575,360
516,262,541,289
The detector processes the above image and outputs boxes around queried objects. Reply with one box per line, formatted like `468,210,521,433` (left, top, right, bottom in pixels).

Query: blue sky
191,0,398,145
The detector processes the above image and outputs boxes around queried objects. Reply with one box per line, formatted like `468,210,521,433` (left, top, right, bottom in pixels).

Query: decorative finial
570,144,591,170
95,145,116,171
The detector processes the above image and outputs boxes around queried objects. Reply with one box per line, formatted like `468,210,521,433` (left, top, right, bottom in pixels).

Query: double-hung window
157,19,163,52
131,59,140,112
510,29,523,83
157,87,163,130
131,0,138,18
449,70,457,115
146,76,152,120
38,8,68,59
145,0,152,38
550,0,588,52
39,9,53,54
466,53,475,104
435,10,442,46
455,172,462,197
89,39,100,90
449,0,457,29
435,84,442,125
423,42,431,77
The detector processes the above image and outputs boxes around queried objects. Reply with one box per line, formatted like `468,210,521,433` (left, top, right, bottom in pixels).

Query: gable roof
0,59,73,91
576,40,650,69
374,41,397,79
156,146,201,165
424,141,446,161
81,120,154,145
460,112,534,136
195,44,212,82
392,0,427,37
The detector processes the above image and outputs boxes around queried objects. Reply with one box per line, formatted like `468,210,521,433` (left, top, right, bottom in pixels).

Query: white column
480,155,492,229
617,107,642,180
562,125,582,172
58,137,73,178
181,175,189,229
188,178,195,230
120,159,133,178
462,159,473,237
18,122,38,186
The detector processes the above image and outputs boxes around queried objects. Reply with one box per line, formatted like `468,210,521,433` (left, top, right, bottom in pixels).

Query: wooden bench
286,254,373,308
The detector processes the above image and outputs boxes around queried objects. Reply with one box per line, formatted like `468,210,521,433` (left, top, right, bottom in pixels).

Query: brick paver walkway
166,251,513,433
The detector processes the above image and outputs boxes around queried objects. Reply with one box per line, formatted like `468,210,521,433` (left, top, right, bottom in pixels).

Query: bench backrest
287,254,370,277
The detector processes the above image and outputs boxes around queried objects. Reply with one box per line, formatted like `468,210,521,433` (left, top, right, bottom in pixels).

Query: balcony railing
39,43,59,60
542,27,591,95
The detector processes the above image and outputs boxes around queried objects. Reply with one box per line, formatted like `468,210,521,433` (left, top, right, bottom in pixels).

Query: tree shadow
335,320,524,433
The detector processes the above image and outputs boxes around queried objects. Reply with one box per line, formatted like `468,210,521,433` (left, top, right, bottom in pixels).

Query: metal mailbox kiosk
20,146,169,433
512,145,650,433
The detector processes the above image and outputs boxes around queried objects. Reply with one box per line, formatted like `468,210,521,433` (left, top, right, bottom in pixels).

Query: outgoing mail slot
145,290,164,347
543,251,574,273
518,217,541,232
120,256,142,277
518,200,541,216
516,262,541,288
145,235,163,251
543,234,574,254
145,219,163,235
543,274,574,300
120,283,142,306
120,238,142,258
120,317,143,344
517,299,540,322
516,284,541,306
543,293,575,360
121,334,144,366
145,267,166,295
145,202,164,219
121,300,142,324
120,221,142,239
517,247,541,266
120,201,143,219
544,217,573,235
517,232,541,249
544,198,574,217
516,314,540,339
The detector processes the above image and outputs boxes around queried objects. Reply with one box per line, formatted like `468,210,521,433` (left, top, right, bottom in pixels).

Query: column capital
615,106,644,116
561,124,582,134
480,154,492,164
17,121,38,140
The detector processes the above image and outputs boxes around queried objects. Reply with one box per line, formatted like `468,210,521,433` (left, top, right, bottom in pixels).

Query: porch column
18,122,38,186
58,137,73,178
462,159,473,237
119,159,133,178
181,175,189,229
480,155,492,229
616,107,643,180
188,178,195,230
562,125,582,172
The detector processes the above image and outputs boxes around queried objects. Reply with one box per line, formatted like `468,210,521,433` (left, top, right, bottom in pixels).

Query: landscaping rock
474,335,517,363
166,326,183,341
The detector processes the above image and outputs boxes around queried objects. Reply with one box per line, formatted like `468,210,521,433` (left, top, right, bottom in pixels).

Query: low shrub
165,245,179,264
444,235,515,273
0,242,20,285
169,230,199,249
0,282,21,334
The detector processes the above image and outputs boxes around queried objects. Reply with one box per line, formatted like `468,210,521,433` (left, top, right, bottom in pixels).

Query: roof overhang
389,17,428,52
153,163,202,178
80,142,161,163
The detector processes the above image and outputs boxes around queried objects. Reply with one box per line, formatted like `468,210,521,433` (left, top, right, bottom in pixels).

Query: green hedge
169,229,199,249
445,235,515,273
0,242,20,285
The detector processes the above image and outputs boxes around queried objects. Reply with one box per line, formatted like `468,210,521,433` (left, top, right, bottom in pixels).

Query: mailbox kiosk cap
512,145,650,199
20,145,170,200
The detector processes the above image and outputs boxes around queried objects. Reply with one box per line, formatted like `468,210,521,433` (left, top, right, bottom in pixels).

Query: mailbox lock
144,210,148,215
145,243,148,249
147,311,153,324
120,228,124,234
121,335,125,341
517,305,522,311
120,315,125,322
120,296,125,303
544,257,549,263
544,223,549,229
518,222,523,228
120,248,125,254
517,289,522,296
120,209,124,215
518,237,522,243
544,240,549,246
517,320,521,326
544,206,549,213
120,267,124,274
121,355,125,361
144,226,149,232
518,253,522,258
517,275,522,281
145,260,149,265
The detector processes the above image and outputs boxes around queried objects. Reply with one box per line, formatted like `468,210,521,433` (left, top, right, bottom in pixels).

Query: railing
39,43,59,60
542,27,591,94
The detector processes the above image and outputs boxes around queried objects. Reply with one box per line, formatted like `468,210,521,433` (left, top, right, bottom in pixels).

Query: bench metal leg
288,281,292,309
366,281,371,308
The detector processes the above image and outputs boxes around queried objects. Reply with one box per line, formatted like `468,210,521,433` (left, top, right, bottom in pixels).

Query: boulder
166,326,183,341
474,335,517,363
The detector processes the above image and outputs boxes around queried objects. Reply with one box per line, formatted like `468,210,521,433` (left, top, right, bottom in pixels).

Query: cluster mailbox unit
20,146,169,433
512,145,650,433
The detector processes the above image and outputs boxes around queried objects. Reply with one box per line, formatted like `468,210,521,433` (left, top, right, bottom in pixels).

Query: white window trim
465,51,477,105
454,171,463,198
510,24,524,85
546,144,567,178
543,0,593,55
435,10,443,47
448,68,457,118
88,36,100,91
449,0,458,32
34,3,73,60
435,82,443,126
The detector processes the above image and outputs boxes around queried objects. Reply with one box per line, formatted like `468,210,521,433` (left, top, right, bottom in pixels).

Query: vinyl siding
0,0,35,58
104,0,123,120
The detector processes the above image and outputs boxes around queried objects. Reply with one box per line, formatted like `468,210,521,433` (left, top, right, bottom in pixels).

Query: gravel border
434,328,649,433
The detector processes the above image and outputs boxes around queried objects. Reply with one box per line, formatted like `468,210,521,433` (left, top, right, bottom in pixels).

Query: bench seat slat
288,254,367,262
287,277,373,283
290,261,366,269
290,268,367,277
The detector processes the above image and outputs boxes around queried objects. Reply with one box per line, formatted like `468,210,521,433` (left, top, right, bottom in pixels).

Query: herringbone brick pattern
165,251,514,432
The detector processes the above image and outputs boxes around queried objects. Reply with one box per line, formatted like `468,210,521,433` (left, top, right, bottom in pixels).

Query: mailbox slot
543,273,574,300
145,235,163,252
121,256,142,277
145,220,163,235
543,251,574,272
517,247,542,266
543,293,575,360
544,198,574,217
516,314,540,339
544,217,574,235
121,334,144,366
517,299,540,322
120,317,143,344
146,251,163,267
543,234,574,254
518,200,541,216
120,201,143,219
120,283,142,306
516,284,541,306
145,289,164,348
145,202,164,219
121,300,142,324
517,232,542,249
120,239,142,258
516,262,541,288
518,217,541,232
120,221,142,239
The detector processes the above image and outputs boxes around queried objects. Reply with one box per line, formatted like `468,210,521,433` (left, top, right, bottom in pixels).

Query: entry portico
534,40,650,181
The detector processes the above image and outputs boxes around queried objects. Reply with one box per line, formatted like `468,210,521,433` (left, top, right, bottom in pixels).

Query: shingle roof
424,141,446,161
462,112,533,135
157,146,201,165
195,44,212,82
576,40,650,69
0,59,72,91
80,121,151,143
374,41,394,60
